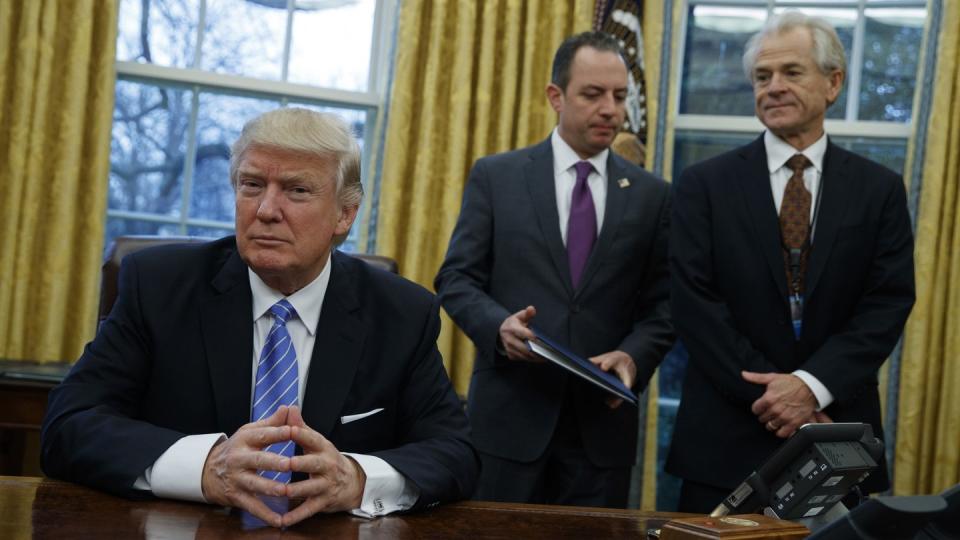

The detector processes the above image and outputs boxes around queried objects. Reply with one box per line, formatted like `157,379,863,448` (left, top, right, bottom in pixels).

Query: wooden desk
0,360,70,429
1,476,689,538
0,361,71,475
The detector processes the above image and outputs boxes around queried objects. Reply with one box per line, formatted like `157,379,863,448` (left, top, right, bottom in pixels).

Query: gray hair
742,11,847,81
230,107,363,212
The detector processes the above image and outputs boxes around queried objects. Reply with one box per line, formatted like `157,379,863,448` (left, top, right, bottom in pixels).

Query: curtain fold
0,0,118,362
635,0,684,511
624,0,704,511
895,1,960,495
377,0,593,395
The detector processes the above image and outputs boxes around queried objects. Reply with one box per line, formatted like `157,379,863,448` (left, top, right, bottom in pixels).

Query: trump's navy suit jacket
666,135,915,492
41,236,478,509
435,138,674,469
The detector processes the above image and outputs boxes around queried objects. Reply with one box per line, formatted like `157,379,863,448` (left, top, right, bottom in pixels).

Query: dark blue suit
667,136,915,503
41,236,478,509
436,138,673,503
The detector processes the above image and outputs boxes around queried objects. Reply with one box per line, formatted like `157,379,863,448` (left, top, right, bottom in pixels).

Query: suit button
571,304,580,313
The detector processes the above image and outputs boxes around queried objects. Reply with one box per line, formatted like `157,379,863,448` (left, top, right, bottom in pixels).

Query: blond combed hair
230,107,363,243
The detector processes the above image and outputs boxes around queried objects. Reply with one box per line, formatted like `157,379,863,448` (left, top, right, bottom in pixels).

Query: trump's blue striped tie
252,299,299,483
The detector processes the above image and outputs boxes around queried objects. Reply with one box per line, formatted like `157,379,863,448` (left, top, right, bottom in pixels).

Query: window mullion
367,0,397,94
106,210,183,224
845,0,868,121
194,0,207,69
282,0,294,82
115,61,381,107
673,1,691,118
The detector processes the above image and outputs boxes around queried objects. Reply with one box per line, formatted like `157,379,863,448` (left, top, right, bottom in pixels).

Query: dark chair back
98,235,399,325
99,236,210,325
351,254,399,274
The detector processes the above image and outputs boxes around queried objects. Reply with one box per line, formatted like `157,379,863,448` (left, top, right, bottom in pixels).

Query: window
658,0,926,510
107,0,397,251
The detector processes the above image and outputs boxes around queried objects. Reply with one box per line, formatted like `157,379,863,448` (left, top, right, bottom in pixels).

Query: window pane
287,0,376,91
104,218,184,254
109,80,193,217
116,0,200,67
187,225,233,238
201,0,288,80
679,6,766,116
656,341,689,511
190,93,282,221
673,131,756,177
859,9,925,122
833,136,907,174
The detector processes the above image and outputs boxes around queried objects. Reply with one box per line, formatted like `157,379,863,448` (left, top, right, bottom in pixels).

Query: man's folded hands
200,405,365,528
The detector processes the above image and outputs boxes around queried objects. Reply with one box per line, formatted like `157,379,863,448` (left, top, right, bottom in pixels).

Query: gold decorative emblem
720,517,759,527
617,178,630,188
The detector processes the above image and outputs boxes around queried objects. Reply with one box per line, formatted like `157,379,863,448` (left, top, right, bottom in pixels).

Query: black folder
526,329,638,406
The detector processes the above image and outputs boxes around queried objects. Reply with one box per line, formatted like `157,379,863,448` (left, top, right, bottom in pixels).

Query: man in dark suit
435,31,673,508
667,12,915,513
41,108,478,528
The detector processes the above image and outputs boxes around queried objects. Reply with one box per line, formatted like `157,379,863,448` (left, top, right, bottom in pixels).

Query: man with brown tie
667,12,915,512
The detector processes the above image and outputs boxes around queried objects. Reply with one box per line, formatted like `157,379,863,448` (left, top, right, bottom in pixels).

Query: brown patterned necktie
780,154,812,294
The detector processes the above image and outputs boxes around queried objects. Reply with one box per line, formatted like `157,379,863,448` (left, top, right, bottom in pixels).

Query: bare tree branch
139,0,152,62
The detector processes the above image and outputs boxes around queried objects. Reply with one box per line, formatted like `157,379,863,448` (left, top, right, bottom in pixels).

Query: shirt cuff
133,433,226,502
793,370,834,411
343,453,419,518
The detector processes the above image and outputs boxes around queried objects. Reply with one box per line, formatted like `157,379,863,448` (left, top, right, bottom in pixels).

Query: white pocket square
340,408,384,425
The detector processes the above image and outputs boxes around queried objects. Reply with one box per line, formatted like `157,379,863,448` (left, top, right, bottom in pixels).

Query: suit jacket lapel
574,153,629,297
201,248,255,435
526,139,574,297
805,141,850,298
302,252,365,436
738,136,791,301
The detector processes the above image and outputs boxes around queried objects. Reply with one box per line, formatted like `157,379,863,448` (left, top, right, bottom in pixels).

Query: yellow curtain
377,0,593,395
635,0,658,511
895,1,960,495
0,0,117,362
634,0,686,511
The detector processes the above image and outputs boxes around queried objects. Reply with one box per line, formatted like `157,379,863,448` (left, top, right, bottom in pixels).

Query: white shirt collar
764,130,827,174
551,127,608,179
248,253,332,336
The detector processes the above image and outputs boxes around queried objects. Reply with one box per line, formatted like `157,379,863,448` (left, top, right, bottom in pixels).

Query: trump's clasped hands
200,405,365,528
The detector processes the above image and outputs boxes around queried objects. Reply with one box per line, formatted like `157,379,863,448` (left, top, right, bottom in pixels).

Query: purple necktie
567,161,597,288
